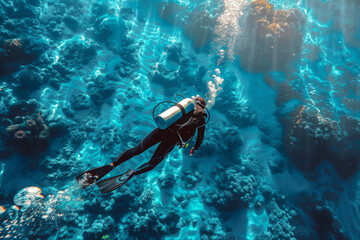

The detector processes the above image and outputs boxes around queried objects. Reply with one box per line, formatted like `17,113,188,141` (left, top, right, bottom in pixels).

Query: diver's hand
189,147,195,156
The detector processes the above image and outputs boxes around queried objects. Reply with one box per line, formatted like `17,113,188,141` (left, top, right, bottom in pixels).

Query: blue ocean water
0,0,359,239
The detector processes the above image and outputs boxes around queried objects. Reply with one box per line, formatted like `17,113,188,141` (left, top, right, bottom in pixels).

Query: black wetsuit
112,109,206,175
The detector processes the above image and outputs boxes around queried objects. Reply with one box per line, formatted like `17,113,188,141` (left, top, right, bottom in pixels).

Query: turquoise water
0,0,359,239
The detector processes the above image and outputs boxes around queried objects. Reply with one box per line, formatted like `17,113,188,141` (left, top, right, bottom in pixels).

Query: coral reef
158,172,178,189
196,123,244,160
215,85,256,127
236,0,306,72
148,42,208,95
202,166,256,211
69,93,91,110
4,100,51,155
157,1,223,49
86,75,116,106
0,0,358,239
181,168,203,189
11,65,45,98
83,216,115,240
283,104,360,179
0,38,48,76
123,205,181,239
294,192,350,240
262,200,297,240
60,37,98,67
183,10,217,49
200,215,227,240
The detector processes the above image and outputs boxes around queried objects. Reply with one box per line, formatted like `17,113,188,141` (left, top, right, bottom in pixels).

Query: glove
189,147,195,156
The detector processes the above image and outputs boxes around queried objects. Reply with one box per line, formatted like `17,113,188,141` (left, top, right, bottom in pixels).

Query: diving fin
96,169,135,194
76,164,114,189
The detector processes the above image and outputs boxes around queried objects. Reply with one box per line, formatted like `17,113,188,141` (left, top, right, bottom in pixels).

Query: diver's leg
135,141,176,175
76,128,163,188
112,128,163,167
96,138,177,193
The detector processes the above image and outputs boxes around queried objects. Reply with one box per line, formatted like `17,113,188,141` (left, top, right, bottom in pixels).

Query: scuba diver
76,95,209,194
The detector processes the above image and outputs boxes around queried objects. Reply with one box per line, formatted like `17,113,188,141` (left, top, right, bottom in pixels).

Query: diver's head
194,96,206,108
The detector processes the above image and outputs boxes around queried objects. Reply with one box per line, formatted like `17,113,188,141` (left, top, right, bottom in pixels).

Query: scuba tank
154,98,196,129
153,94,211,148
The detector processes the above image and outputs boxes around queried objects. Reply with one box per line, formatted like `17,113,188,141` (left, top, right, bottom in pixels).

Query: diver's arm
193,125,205,151
190,126,205,156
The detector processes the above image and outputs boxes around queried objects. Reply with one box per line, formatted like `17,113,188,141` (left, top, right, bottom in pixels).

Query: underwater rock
124,205,181,239
295,193,350,240
262,200,297,240
311,203,350,240
181,169,203,189
0,38,48,76
236,0,306,72
196,123,244,160
6,99,39,118
70,129,87,146
7,0,42,19
83,216,115,240
97,127,118,150
92,15,127,44
200,216,227,240
158,2,221,49
283,104,360,179
56,226,82,240
63,14,81,32
69,93,91,110
62,105,75,118
148,63,180,88
215,88,256,127
60,36,98,67
263,73,305,107
92,126,120,151
158,172,178,189
88,0,128,44
183,10,217,49
283,105,337,175
165,42,183,65
202,166,256,211
87,75,116,106
11,65,44,98
52,59,73,78
4,103,51,155
148,41,208,93
269,157,285,174
41,147,83,180
340,115,360,141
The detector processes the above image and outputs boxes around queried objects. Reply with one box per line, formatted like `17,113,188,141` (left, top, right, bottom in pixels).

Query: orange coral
12,39,22,47
14,130,26,139
26,119,36,127
3,39,22,52
6,124,21,133
253,0,272,9
317,113,329,124
295,106,307,124
268,23,281,34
